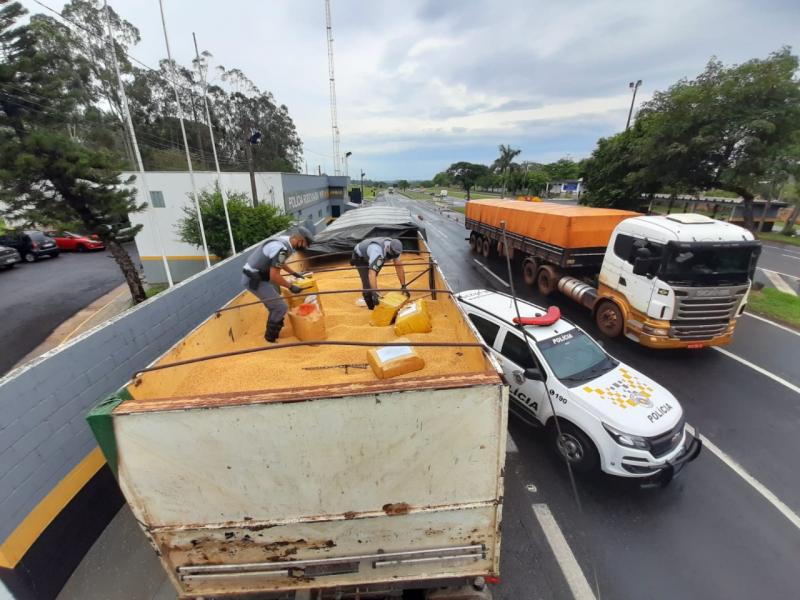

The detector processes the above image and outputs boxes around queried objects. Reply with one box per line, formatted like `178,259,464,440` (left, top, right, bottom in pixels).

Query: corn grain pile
130,253,491,402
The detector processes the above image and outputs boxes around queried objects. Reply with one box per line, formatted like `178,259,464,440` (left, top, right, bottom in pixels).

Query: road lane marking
712,347,800,395
473,259,510,288
687,426,800,532
532,504,596,600
506,433,519,454
758,266,800,281
762,244,800,257
762,269,797,295
781,254,800,261
743,312,800,338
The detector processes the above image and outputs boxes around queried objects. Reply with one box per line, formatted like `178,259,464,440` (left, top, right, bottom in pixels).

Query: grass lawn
400,190,436,201
747,287,800,329
146,283,168,298
757,230,800,247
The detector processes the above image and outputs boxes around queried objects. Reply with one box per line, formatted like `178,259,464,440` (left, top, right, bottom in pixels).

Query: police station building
126,171,353,283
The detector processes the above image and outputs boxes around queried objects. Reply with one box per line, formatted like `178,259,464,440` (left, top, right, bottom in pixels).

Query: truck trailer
87,234,507,599
466,199,761,349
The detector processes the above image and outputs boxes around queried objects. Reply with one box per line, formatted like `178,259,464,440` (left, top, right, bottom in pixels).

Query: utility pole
245,131,259,205
324,0,341,174
193,32,236,256
103,0,173,287
158,0,210,268
626,79,642,131
360,169,365,204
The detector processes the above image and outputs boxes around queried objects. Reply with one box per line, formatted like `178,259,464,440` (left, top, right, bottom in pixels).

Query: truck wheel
551,421,599,474
595,300,623,337
536,266,558,296
522,257,538,286
481,237,492,258
469,233,478,252
497,241,514,261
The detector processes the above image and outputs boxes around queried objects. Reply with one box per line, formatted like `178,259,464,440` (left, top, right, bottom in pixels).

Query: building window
150,191,165,208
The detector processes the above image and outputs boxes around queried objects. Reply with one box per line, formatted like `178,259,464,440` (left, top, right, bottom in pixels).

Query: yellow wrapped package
367,338,425,379
284,274,323,313
394,300,432,335
369,291,408,326
288,303,326,341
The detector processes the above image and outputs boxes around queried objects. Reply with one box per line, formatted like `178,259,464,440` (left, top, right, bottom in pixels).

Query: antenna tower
325,0,341,175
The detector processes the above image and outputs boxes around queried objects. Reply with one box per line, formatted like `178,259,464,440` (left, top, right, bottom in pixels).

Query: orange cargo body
465,199,639,249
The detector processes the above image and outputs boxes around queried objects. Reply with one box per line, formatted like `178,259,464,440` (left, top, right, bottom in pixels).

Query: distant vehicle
0,230,59,262
45,230,105,252
440,189,448,198
388,186,394,193
0,245,21,269
457,289,701,482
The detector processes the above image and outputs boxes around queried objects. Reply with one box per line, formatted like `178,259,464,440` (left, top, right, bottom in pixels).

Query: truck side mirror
525,367,545,381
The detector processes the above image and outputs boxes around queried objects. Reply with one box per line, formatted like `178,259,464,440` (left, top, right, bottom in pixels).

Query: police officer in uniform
242,227,314,342
351,237,407,310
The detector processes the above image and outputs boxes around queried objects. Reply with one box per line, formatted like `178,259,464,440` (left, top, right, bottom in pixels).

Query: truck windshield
660,244,758,286
536,330,618,387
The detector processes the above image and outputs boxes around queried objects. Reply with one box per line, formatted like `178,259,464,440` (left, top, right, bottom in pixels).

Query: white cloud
22,0,800,179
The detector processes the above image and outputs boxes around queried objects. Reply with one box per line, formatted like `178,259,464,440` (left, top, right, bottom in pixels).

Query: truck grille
647,419,684,458
670,285,748,340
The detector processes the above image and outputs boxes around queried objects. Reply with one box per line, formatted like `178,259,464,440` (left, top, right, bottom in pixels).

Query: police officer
351,237,407,310
242,226,314,342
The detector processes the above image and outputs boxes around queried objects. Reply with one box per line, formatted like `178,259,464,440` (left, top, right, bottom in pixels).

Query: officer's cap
388,239,403,257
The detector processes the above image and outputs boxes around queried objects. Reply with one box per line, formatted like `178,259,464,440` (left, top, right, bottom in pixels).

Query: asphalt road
385,193,800,600
0,244,138,376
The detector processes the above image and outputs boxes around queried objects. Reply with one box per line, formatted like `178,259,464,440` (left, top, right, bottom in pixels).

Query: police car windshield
536,330,617,386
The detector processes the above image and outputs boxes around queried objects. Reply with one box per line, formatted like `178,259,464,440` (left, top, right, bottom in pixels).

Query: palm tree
492,144,522,195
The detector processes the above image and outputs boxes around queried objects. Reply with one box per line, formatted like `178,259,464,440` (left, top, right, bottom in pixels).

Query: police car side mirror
525,368,545,381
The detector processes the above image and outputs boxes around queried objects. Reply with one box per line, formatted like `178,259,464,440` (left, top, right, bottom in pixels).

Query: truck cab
596,214,761,348
456,289,701,481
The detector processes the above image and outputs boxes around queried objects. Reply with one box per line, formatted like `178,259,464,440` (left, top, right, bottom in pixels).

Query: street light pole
360,169,365,205
344,151,352,178
626,79,642,131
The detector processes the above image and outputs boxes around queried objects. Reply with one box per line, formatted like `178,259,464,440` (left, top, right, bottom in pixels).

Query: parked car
45,230,105,252
0,244,21,269
457,289,700,483
0,230,60,262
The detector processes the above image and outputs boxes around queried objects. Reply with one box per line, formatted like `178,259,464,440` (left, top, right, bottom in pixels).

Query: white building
126,171,351,283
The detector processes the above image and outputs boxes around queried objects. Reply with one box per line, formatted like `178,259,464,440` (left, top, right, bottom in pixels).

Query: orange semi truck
466,199,761,349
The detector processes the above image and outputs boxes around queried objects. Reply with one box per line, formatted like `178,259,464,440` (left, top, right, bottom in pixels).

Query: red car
45,231,105,252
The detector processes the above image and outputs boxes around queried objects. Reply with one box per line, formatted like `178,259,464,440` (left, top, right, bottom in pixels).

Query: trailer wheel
536,266,558,296
481,237,493,258
595,300,624,338
469,233,478,252
497,241,514,261
522,257,538,286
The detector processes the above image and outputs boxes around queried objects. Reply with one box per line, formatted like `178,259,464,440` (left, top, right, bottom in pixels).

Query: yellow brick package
284,275,323,313
288,304,327,341
369,291,408,326
394,300,432,335
367,338,426,379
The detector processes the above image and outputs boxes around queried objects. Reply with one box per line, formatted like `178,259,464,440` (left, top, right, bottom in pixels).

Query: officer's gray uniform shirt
241,236,293,323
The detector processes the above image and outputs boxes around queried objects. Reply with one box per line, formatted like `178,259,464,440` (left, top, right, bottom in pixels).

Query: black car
0,230,60,262
0,244,21,269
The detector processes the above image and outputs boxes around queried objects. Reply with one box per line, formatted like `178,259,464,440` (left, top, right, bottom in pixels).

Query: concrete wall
0,242,258,555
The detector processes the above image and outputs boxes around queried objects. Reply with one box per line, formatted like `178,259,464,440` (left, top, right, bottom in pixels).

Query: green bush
177,187,294,259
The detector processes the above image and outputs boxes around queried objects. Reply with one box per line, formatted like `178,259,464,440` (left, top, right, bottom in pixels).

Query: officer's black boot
265,318,284,343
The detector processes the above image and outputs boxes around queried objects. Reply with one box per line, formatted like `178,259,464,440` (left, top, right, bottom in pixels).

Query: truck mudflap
648,432,702,487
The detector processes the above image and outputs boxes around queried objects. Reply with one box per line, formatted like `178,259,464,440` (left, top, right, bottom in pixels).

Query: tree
584,49,800,227
446,162,490,200
396,179,409,191
544,158,582,181
177,187,293,259
432,171,452,187
0,1,148,301
492,144,521,194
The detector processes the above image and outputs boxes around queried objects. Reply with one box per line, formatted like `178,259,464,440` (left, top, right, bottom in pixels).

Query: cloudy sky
22,0,800,180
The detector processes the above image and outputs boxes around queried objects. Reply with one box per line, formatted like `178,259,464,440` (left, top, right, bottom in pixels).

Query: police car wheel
551,421,599,473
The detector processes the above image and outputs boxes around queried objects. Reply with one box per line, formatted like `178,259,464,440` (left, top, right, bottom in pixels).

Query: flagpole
103,0,173,286
158,0,211,268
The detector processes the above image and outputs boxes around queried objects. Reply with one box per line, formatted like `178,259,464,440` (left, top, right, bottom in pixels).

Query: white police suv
457,289,701,481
